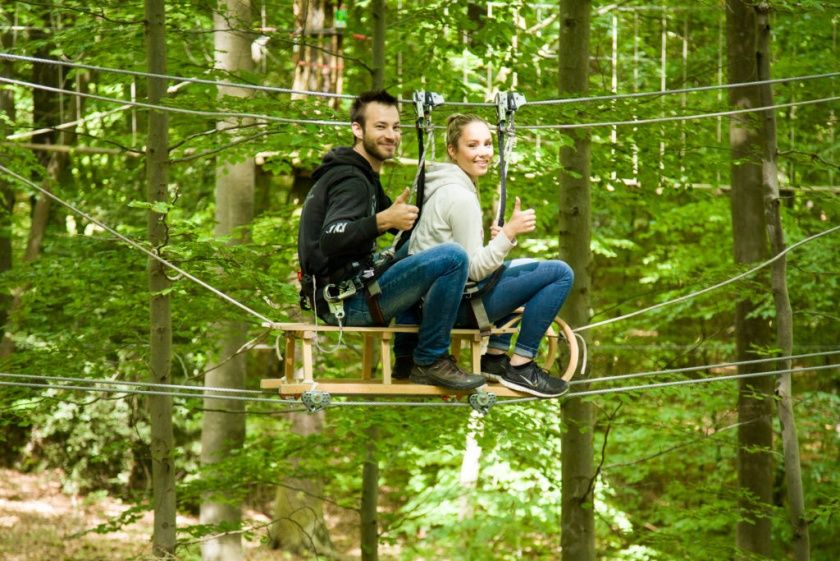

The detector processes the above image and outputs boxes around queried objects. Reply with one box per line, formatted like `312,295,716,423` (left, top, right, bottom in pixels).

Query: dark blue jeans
320,242,469,365
395,258,574,360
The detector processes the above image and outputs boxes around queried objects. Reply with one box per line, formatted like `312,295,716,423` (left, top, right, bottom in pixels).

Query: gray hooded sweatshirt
408,162,514,281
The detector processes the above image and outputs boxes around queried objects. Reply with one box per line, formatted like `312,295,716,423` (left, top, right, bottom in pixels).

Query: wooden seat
260,316,578,398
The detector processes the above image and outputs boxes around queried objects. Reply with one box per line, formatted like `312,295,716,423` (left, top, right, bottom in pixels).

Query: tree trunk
557,2,594,561
144,0,176,557
0,13,67,357
268,412,338,558
755,6,810,560
371,0,385,89
200,2,255,560
0,18,15,343
726,2,774,558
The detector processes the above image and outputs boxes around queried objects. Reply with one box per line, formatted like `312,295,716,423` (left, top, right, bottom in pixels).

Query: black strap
463,266,506,335
365,280,386,326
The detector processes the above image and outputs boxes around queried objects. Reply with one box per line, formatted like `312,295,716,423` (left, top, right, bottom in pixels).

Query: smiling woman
399,113,575,398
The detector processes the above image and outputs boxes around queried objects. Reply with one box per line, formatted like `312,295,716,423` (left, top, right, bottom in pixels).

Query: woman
404,114,574,397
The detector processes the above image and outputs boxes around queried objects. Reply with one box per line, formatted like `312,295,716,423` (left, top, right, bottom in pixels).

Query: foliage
0,0,838,560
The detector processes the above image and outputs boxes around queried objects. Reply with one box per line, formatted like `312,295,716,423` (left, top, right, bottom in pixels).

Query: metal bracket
494,91,527,129
468,390,497,415
412,90,445,124
301,390,331,413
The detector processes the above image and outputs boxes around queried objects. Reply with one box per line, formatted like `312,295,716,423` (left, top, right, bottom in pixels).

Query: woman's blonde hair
445,114,490,161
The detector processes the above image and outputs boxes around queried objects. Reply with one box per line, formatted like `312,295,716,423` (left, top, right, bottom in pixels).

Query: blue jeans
458,259,574,358
396,258,574,361
321,242,469,365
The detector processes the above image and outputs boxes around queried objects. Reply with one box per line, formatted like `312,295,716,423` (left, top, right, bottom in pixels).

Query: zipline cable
576,348,840,386
574,223,840,333
3,74,838,133
520,95,840,130
2,348,837,395
2,53,836,108
526,71,840,106
0,75,347,128
1,360,835,408
0,52,356,101
0,164,275,326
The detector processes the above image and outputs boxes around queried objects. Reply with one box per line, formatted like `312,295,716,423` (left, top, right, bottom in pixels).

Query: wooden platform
260,377,532,398
260,316,578,399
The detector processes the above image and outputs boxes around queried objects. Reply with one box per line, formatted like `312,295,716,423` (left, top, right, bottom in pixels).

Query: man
297,90,484,390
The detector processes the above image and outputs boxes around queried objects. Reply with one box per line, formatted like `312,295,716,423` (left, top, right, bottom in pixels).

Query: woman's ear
447,144,457,161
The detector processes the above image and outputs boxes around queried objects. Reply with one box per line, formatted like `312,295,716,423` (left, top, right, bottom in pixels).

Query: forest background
0,1,838,560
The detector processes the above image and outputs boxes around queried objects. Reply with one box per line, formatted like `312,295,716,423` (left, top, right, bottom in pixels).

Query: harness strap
463,266,506,336
365,280,386,326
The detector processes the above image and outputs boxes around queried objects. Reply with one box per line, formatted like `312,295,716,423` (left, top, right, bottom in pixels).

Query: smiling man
297,91,485,390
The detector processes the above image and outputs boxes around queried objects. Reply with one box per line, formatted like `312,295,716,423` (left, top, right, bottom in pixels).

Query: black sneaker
410,355,486,390
499,361,569,398
393,356,413,380
479,353,509,382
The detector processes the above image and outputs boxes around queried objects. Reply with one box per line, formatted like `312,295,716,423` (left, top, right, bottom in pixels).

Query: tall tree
726,1,774,558
557,1,594,560
200,1,256,560
144,0,176,557
756,5,810,560
0,13,16,346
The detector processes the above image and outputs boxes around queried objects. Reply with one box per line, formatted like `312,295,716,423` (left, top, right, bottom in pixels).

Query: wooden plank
262,322,519,336
259,378,532,398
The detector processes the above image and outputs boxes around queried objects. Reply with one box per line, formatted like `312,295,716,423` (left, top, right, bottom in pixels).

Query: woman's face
448,121,493,182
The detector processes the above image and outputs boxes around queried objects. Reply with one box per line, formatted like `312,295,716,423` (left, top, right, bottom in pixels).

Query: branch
579,403,622,505
778,148,839,170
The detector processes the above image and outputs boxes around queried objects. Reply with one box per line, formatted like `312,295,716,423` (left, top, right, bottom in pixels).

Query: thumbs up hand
377,188,419,232
502,197,536,241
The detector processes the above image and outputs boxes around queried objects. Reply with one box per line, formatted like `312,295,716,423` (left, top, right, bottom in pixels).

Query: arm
320,177,380,257
446,190,514,281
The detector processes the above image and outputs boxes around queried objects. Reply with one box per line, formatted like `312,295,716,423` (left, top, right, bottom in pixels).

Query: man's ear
351,121,364,142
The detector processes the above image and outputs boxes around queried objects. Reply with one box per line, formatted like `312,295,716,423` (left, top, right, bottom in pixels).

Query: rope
2,53,836,108
0,164,276,326
574,223,840,333
574,349,840,386
0,53,356,101
4,75,836,134
519,96,840,130
0,76,347,128
1,357,835,408
526,71,840,106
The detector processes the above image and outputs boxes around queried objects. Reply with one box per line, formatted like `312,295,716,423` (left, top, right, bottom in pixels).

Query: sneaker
410,355,486,390
393,356,413,380
499,361,569,398
479,353,509,382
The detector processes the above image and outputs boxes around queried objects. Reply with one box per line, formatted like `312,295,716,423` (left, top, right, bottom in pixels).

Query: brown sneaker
409,355,486,390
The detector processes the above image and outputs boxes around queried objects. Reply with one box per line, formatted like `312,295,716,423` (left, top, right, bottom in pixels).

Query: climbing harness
392,89,444,252
300,91,445,337
464,91,526,334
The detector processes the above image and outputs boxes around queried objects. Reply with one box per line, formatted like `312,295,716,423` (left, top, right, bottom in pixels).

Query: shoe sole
409,374,485,391
480,371,503,383
498,377,569,398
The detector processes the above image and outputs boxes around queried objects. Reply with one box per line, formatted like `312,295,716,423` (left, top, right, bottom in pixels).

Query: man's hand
376,188,419,232
501,197,536,241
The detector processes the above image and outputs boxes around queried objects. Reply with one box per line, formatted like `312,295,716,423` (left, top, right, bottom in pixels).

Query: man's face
352,102,401,164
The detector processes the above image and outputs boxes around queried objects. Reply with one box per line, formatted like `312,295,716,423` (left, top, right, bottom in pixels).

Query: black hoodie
297,146,393,283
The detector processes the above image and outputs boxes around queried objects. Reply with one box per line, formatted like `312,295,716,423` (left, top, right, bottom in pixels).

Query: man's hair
350,90,400,127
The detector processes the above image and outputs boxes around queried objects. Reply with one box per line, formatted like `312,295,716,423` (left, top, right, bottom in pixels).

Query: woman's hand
501,197,536,241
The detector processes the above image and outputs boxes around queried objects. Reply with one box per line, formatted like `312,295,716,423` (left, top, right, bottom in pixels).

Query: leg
478,260,574,360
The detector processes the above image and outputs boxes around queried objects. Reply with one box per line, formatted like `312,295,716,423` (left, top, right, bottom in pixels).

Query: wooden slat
259,378,532,398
